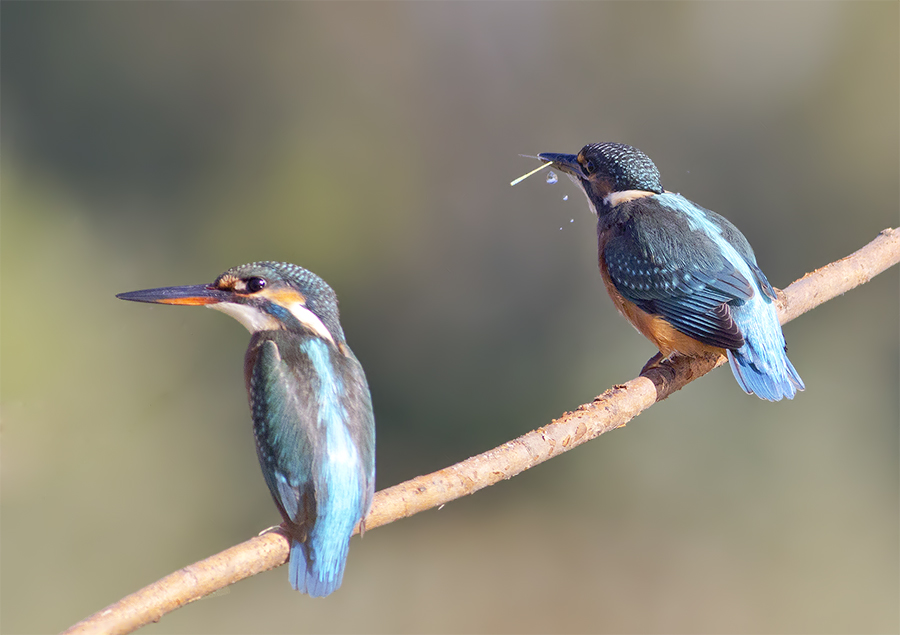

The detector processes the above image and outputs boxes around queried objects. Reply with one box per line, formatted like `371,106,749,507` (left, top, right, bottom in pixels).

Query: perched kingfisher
118,261,376,596
536,143,804,400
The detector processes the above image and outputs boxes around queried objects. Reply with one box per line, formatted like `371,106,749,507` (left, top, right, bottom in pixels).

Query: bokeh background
2,3,898,633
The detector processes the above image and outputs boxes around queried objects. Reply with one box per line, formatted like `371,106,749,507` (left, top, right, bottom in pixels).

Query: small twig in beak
510,161,553,187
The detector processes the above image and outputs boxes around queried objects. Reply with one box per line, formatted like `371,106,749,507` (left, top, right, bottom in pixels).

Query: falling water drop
563,195,568,201
546,171,558,184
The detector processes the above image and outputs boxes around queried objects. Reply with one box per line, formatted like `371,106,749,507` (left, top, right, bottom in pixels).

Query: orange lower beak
116,284,228,306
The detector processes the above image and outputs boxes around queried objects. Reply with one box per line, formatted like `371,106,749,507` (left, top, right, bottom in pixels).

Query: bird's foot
641,351,678,374
258,524,285,537
641,352,664,374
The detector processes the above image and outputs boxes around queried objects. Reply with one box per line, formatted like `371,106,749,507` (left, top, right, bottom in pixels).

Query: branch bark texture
64,228,900,635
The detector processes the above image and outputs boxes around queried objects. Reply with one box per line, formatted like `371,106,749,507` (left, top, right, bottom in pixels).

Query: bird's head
117,261,345,345
538,142,663,213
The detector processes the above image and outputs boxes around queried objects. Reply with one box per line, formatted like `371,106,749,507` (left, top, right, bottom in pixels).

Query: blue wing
245,331,375,596
602,196,764,350
246,335,317,525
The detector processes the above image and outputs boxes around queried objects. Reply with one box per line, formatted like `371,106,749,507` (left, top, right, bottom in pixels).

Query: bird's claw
641,351,678,374
258,524,285,537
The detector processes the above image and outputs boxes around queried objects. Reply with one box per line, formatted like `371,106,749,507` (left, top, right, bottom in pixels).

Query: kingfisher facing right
536,143,803,400
118,261,375,596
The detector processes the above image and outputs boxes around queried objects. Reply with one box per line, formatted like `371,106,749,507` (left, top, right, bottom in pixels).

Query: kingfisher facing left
534,143,804,401
118,261,376,596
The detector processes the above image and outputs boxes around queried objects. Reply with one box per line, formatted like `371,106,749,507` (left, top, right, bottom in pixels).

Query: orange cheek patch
263,287,307,306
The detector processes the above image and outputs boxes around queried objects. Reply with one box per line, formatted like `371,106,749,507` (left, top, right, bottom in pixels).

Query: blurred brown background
2,2,897,633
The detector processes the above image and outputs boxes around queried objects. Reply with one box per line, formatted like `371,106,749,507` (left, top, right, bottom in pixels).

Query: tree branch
64,228,900,635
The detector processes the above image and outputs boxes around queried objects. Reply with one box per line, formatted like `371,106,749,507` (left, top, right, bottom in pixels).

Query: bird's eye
581,158,596,175
246,277,267,293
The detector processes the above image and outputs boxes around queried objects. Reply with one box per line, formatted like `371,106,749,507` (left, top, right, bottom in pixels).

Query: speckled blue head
117,261,347,345
580,143,663,192
214,261,347,341
539,142,664,212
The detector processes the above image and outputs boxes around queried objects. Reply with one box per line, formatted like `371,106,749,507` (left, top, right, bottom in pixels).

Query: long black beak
116,284,229,306
538,152,583,177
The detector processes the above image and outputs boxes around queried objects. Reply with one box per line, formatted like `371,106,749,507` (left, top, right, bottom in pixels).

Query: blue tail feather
289,537,350,598
287,451,360,597
728,296,804,401
728,348,804,401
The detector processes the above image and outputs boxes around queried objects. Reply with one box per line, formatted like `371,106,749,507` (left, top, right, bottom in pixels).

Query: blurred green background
2,2,897,633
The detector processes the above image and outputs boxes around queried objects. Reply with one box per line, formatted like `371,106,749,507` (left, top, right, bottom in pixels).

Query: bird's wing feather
245,335,320,527
603,203,754,350
334,345,377,514
245,333,377,529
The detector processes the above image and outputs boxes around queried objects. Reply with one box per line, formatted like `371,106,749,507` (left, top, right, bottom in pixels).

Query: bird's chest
597,227,656,339
596,222,722,358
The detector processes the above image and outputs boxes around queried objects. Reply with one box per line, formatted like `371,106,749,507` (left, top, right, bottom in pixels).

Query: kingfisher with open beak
534,142,803,400
118,261,376,596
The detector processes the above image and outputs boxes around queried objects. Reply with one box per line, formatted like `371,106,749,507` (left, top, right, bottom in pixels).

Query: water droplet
563,195,569,201
570,219,574,223
546,170,558,184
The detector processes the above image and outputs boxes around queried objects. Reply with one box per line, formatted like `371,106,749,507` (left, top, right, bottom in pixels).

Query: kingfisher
535,143,803,400
117,261,376,596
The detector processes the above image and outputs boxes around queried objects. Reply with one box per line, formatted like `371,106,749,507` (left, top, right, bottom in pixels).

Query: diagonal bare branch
64,228,900,635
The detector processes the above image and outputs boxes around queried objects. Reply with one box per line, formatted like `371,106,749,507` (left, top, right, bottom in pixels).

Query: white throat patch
208,303,282,333
603,189,656,208
208,297,336,344
284,302,336,345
